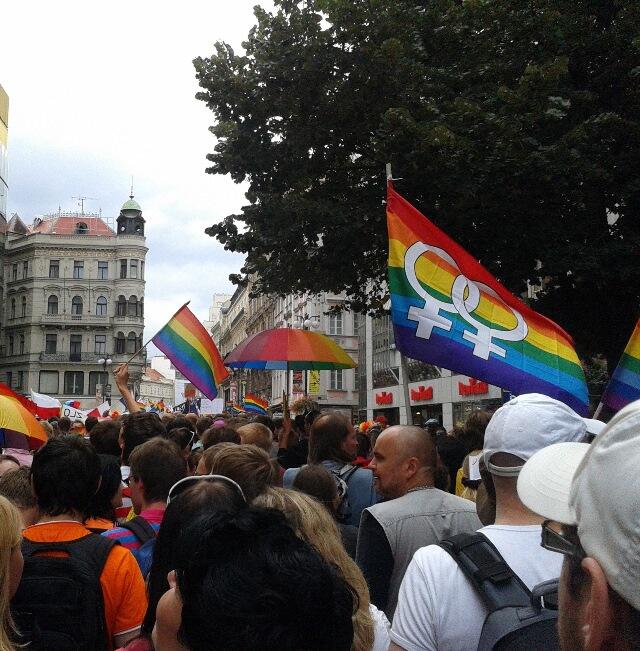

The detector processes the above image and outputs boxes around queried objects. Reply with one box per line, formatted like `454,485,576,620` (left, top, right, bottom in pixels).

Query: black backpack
440,532,559,651
11,533,116,651
119,515,157,578
327,463,359,523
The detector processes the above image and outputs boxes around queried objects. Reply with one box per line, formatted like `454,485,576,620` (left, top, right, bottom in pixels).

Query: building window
126,331,137,354
49,260,59,278
71,296,83,316
115,332,125,354
17,371,24,389
98,261,108,279
21,296,27,317
22,261,28,278
8,336,14,356
139,298,144,318
73,260,84,279
95,334,106,354
11,264,17,280
89,371,108,396
120,260,127,279
117,295,127,316
19,334,25,355
330,369,344,390
70,334,82,359
10,298,15,319
75,222,88,234
329,313,343,335
5,372,12,388
130,260,138,279
140,260,145,279
39,370,59,394
64,371,84,395
128,295,138,317
47,295,58,315
45,334,57,354
96,296,107,316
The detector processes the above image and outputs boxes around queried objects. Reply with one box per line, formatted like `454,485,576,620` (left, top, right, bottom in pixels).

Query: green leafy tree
195,0,640,367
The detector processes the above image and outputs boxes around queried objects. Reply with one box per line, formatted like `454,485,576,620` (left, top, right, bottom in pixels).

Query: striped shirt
102,508,165,551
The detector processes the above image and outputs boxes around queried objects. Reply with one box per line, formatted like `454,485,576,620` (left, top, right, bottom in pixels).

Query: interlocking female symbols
404,242,528,360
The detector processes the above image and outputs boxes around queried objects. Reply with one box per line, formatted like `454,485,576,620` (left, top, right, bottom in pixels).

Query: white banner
61,405,89,422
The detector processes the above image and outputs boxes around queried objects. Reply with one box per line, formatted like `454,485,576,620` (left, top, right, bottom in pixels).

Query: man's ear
581,557,614,651
405,456,420,478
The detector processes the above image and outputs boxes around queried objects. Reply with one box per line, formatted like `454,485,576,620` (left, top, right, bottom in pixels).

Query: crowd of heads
0,392,638,651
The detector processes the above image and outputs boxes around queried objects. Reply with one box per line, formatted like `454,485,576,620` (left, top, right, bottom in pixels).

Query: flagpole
593,401,603,419
387,163,413,426
122,301,191,366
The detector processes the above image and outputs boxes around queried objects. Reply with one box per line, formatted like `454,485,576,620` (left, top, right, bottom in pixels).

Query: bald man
356,426,480,619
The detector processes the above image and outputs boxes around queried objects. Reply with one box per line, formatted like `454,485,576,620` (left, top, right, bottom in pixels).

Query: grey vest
363,488,481,619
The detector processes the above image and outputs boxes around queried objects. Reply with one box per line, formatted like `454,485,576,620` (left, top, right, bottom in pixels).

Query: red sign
410,385,433,402
458,378,489,397
375,391,393,405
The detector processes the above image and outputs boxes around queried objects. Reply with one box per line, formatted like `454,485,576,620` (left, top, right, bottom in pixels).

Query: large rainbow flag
152,304,229,400
244,393,269,414
601,319,640,412
387,184,589,414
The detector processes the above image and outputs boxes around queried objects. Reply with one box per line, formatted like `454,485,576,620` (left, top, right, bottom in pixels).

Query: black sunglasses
541,520,585,561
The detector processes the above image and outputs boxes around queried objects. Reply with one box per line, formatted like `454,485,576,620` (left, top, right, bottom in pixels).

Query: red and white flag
30,390,62,419
87,401,111,418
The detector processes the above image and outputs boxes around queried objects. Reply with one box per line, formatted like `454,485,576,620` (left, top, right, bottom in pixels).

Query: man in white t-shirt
390,393,587,651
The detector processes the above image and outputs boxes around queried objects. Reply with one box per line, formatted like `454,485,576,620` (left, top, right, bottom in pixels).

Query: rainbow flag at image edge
244,394,269,414
601,319,640,412
387,185,589,415
152,304,229,400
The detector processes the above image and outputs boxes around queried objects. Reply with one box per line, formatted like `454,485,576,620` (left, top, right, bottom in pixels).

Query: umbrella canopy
0,395,48,444
225,328,356,371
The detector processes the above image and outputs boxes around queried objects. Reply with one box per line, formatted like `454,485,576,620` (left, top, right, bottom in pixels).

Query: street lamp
98,358,113,403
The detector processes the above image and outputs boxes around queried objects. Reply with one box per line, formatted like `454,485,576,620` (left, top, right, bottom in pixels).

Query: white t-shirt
370,604,391,651
390,525,563,651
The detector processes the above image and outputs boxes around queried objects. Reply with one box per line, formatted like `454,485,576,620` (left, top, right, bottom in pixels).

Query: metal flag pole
387,163,413,426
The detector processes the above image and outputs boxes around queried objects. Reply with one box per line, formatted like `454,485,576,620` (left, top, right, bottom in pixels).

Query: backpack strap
439,532,532,613
119,516,157,544
338,463,359,485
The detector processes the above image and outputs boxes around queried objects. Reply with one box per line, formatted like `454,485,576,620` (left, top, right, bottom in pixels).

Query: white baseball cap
483,393,586,476
582,417,606,437
517,398,640,610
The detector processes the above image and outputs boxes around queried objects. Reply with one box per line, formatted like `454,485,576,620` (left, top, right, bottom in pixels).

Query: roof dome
121,195,141,212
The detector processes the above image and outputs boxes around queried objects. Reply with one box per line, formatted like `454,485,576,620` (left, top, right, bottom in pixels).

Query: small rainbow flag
387,184,589,414
244,394,269,414
152,304,229,399
601,319,640,412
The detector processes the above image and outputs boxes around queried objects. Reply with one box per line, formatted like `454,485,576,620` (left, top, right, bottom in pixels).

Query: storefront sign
292,370,304,393
308,370,320,394
375,391,394,405
458,378,489,397
410,385,433,402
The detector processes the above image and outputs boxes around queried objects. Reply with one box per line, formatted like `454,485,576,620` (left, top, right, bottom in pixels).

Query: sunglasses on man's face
541,520,585,561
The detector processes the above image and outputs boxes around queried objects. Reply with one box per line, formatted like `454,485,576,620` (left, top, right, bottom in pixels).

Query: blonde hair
0,495,22,651
237,423,273,452
254,488,374,650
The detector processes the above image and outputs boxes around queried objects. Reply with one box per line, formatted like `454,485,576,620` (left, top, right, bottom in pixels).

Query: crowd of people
0,363,638,650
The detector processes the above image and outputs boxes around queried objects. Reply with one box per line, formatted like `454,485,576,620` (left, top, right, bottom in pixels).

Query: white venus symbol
404,242,528,360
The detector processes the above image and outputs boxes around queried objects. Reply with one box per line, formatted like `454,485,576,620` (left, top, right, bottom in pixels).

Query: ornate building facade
0,196,147,407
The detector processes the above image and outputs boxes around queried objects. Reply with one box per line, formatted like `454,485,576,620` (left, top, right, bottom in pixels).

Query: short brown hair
202,426,240,449
208,444,275,503
200,443,238,474
237,423,273,453
0,466,36,509
196,416,214,436
129,437,187,503
308,412,353,464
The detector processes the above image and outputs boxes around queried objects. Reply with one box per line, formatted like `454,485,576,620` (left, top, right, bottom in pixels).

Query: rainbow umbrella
0,395,48,444
225,328,356,371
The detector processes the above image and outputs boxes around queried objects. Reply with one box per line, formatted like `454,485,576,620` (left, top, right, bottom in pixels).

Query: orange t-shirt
23,521,147,649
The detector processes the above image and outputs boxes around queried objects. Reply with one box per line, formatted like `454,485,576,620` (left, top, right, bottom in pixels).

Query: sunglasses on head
167,474,246,504
541,520,585,561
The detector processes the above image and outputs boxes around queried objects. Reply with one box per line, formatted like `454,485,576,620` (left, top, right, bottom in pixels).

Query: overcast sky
1,1,272,354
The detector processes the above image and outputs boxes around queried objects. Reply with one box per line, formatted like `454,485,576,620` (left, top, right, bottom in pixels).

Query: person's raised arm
113,364,141,413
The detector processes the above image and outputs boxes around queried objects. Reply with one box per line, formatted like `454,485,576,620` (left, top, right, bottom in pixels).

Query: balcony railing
40,314,113,325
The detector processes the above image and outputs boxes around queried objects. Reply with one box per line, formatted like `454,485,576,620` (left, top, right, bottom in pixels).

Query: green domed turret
117,193,145,236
